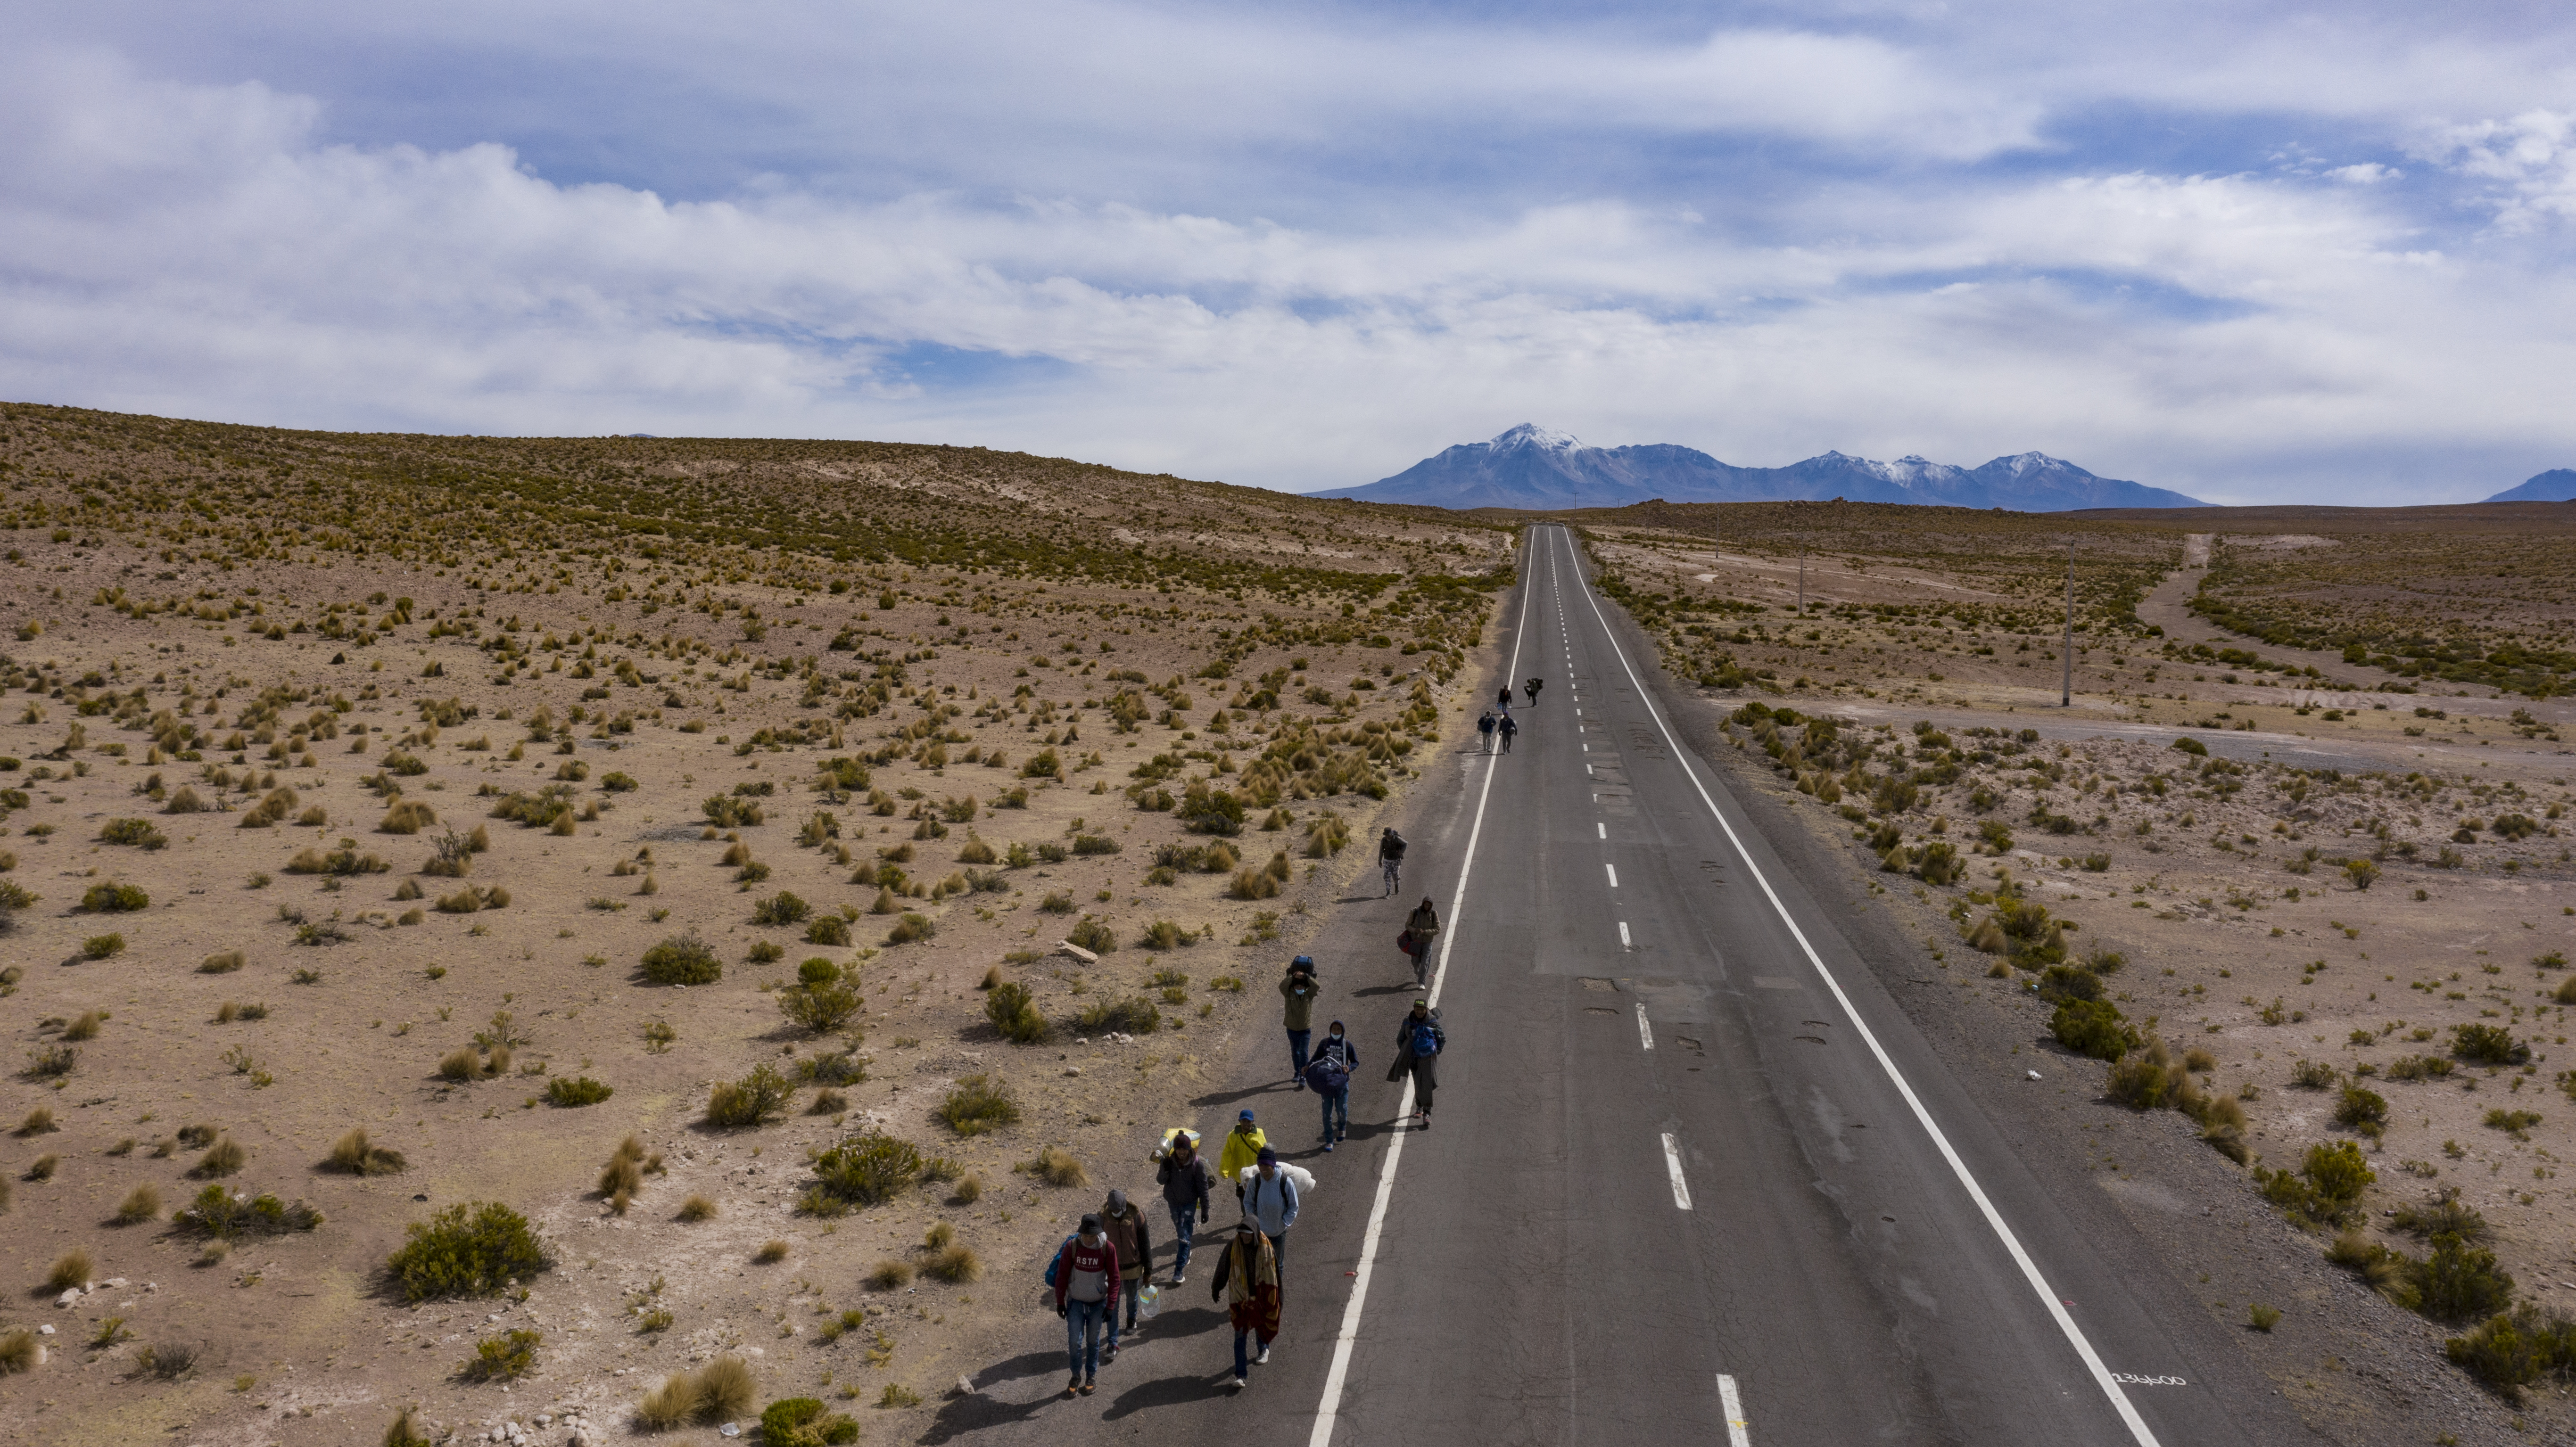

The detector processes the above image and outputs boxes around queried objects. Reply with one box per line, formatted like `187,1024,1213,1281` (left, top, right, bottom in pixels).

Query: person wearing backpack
1209,1215,1281,1391
1497,711,1518,755
1476,708,1495,753
1048,1213,1121,1397
1098,1189,1153,1359
1401,896,1440,987
1155,1133,1214,1285
1377,827,1406,896
1305,1020,1357,1150
1387,999,1445,1129
1218,1110,1267,1199
1240,1146,1300,1273
1280,956,1320,1088
1524,676,1543,705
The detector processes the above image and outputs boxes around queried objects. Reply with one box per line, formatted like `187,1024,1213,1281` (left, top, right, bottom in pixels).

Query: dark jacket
1101,1205,1153,1283
1157,1149,1214,1219
1280,971,1320,1030
1388,1009,1445,1084
1313,1031,1359,1078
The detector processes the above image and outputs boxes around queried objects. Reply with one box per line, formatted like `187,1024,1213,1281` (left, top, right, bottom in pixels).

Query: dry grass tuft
44,1248,93,1292
864,1259,914,1291
924,1243,982,1283
326,1128,408,1175
189,1137,248,1178
198,950,246,974
677,1194,717,1223
636,1354,758,1429
113,1184,161,1225
755,1239,791,1264
1025,1145,1088,1188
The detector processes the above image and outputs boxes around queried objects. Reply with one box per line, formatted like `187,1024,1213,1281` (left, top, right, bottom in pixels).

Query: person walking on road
1377,827,1405,896
1387,999,1446,1129
1219,1109,1268,1199
1210,1216,1281,1391
1497,712,1518,754
1280,956,1319,1088
1496,684,1513,709
1400,896,1440,986
1241,1146,1300,1273
1305,1020,1357,1150
1099,1189,1152,1359
1524,676,1543,705
1476,708,1495,753
1155,1132,1213,1284
1049,1213,1121,1397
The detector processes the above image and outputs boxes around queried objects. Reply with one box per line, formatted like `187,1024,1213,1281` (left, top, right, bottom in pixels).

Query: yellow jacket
1217,1124,1268,1183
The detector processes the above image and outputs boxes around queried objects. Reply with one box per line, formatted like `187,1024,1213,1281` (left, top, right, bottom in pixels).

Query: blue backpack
1040,1234,1076,1287
1410,1021,1442,1058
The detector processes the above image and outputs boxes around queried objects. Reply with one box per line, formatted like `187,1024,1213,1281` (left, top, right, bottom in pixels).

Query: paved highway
933,524,2318,1447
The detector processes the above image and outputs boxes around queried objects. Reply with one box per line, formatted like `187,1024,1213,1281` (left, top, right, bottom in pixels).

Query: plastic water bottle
1135,1283,1163,1321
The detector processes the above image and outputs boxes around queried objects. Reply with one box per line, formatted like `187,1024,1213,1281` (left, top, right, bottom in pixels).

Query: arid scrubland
0,402,1511,1443
1560,498,2576,1429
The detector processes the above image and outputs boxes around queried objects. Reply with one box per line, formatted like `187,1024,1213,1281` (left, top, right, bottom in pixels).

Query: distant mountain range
2485,469,2576,502
1311,424,2206,511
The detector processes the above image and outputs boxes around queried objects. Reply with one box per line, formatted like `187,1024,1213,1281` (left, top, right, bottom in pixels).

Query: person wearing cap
1209,1214,1281,1391
1280,957,1320,1088
1218,1109,1267,1197
1306,1019,1358,1151
1387,998,1445,1129
1155,1132,1214,1285
1241,1146,1299,1272
1098,1188,1153,1357
1049,1212,1121,1397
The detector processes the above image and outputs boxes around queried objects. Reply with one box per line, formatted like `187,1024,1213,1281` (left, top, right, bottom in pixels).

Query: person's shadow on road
916,1350,1065,1443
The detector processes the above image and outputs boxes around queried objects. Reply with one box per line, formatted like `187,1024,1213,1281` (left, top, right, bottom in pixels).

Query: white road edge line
1636,1003,1654,1051
1661,1131,1693,1209
1305,526,1536,1447
1557,526,2161,1447
1717,1373,1751,1447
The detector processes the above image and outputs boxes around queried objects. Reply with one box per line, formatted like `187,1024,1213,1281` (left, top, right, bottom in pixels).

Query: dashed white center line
1717,1374,1751,1446
1617,920,1631,948
1661,1132,1693,1209
1635,1003,1653,1050
1604,862,1618,888
1595,822,1605,839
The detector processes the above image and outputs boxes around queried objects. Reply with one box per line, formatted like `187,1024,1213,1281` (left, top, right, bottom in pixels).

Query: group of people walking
1041,678,1527,1398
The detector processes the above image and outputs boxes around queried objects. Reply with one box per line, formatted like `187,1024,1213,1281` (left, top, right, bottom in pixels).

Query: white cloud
2,29,2576,505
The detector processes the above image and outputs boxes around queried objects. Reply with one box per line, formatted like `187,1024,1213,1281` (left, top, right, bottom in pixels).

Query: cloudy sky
5,2,2574,502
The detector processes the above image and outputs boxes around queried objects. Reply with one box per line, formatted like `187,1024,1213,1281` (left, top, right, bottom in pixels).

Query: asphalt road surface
933,525,2318,1447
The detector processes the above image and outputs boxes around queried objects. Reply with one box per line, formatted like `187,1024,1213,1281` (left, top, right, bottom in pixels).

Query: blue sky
4,2,2574,502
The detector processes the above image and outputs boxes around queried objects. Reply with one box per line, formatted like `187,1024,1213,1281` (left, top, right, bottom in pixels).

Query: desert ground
0,402,1512,1446
1569,498,2576,1441
7,400,2576,1447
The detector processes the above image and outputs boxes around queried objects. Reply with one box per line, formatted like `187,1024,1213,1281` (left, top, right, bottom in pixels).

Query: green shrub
639,933,722,986
2049,999,2134,1062
984,981,1046,1043
81,933,127,961
705,1064,794,1129
99,818,167,849
803,1132,925,1214
2444,1307,2573,1394
384,1201,550,1300
805,914,850,946
545,1076,613,1108
777,979,863,1035
2258,1141,2374,1230
885,912,936,945
175,1184,324,1240
751,891,811,927
79,882,149,913
935,1074,1022,1136
2335,1086,2389,1134
2105,1052,2178,1110
761,1398,862,1447
2452,1023,2529,1066
1065,916,1115,953
459,1328,541,1382
1074,995,1161,1036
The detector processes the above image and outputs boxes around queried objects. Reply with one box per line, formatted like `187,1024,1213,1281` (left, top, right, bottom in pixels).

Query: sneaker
1420,1113,1431,1130
1293,1080,1306,1093
1066,1377,1082,1398
1103,1344,1119,1363
1079,1380,1097,1396
1232,1375,1248,1391
1322,1142,1335,1153
1256,1346,1271,1365
1172,1273,1186,1286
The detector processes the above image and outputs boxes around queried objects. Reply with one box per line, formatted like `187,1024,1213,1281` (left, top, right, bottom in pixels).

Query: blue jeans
1064,1297,1106,1381
1286,1029,1312,1082
1320,1086,1349,1142
1234,1327,1257,1378
1167,1200,1198,1279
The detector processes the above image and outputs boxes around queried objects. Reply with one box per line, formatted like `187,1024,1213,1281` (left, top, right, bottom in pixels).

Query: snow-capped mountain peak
1488,423,1582,452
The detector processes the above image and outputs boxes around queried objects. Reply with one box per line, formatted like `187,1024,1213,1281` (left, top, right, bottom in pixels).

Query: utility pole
2062,542,2074,708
